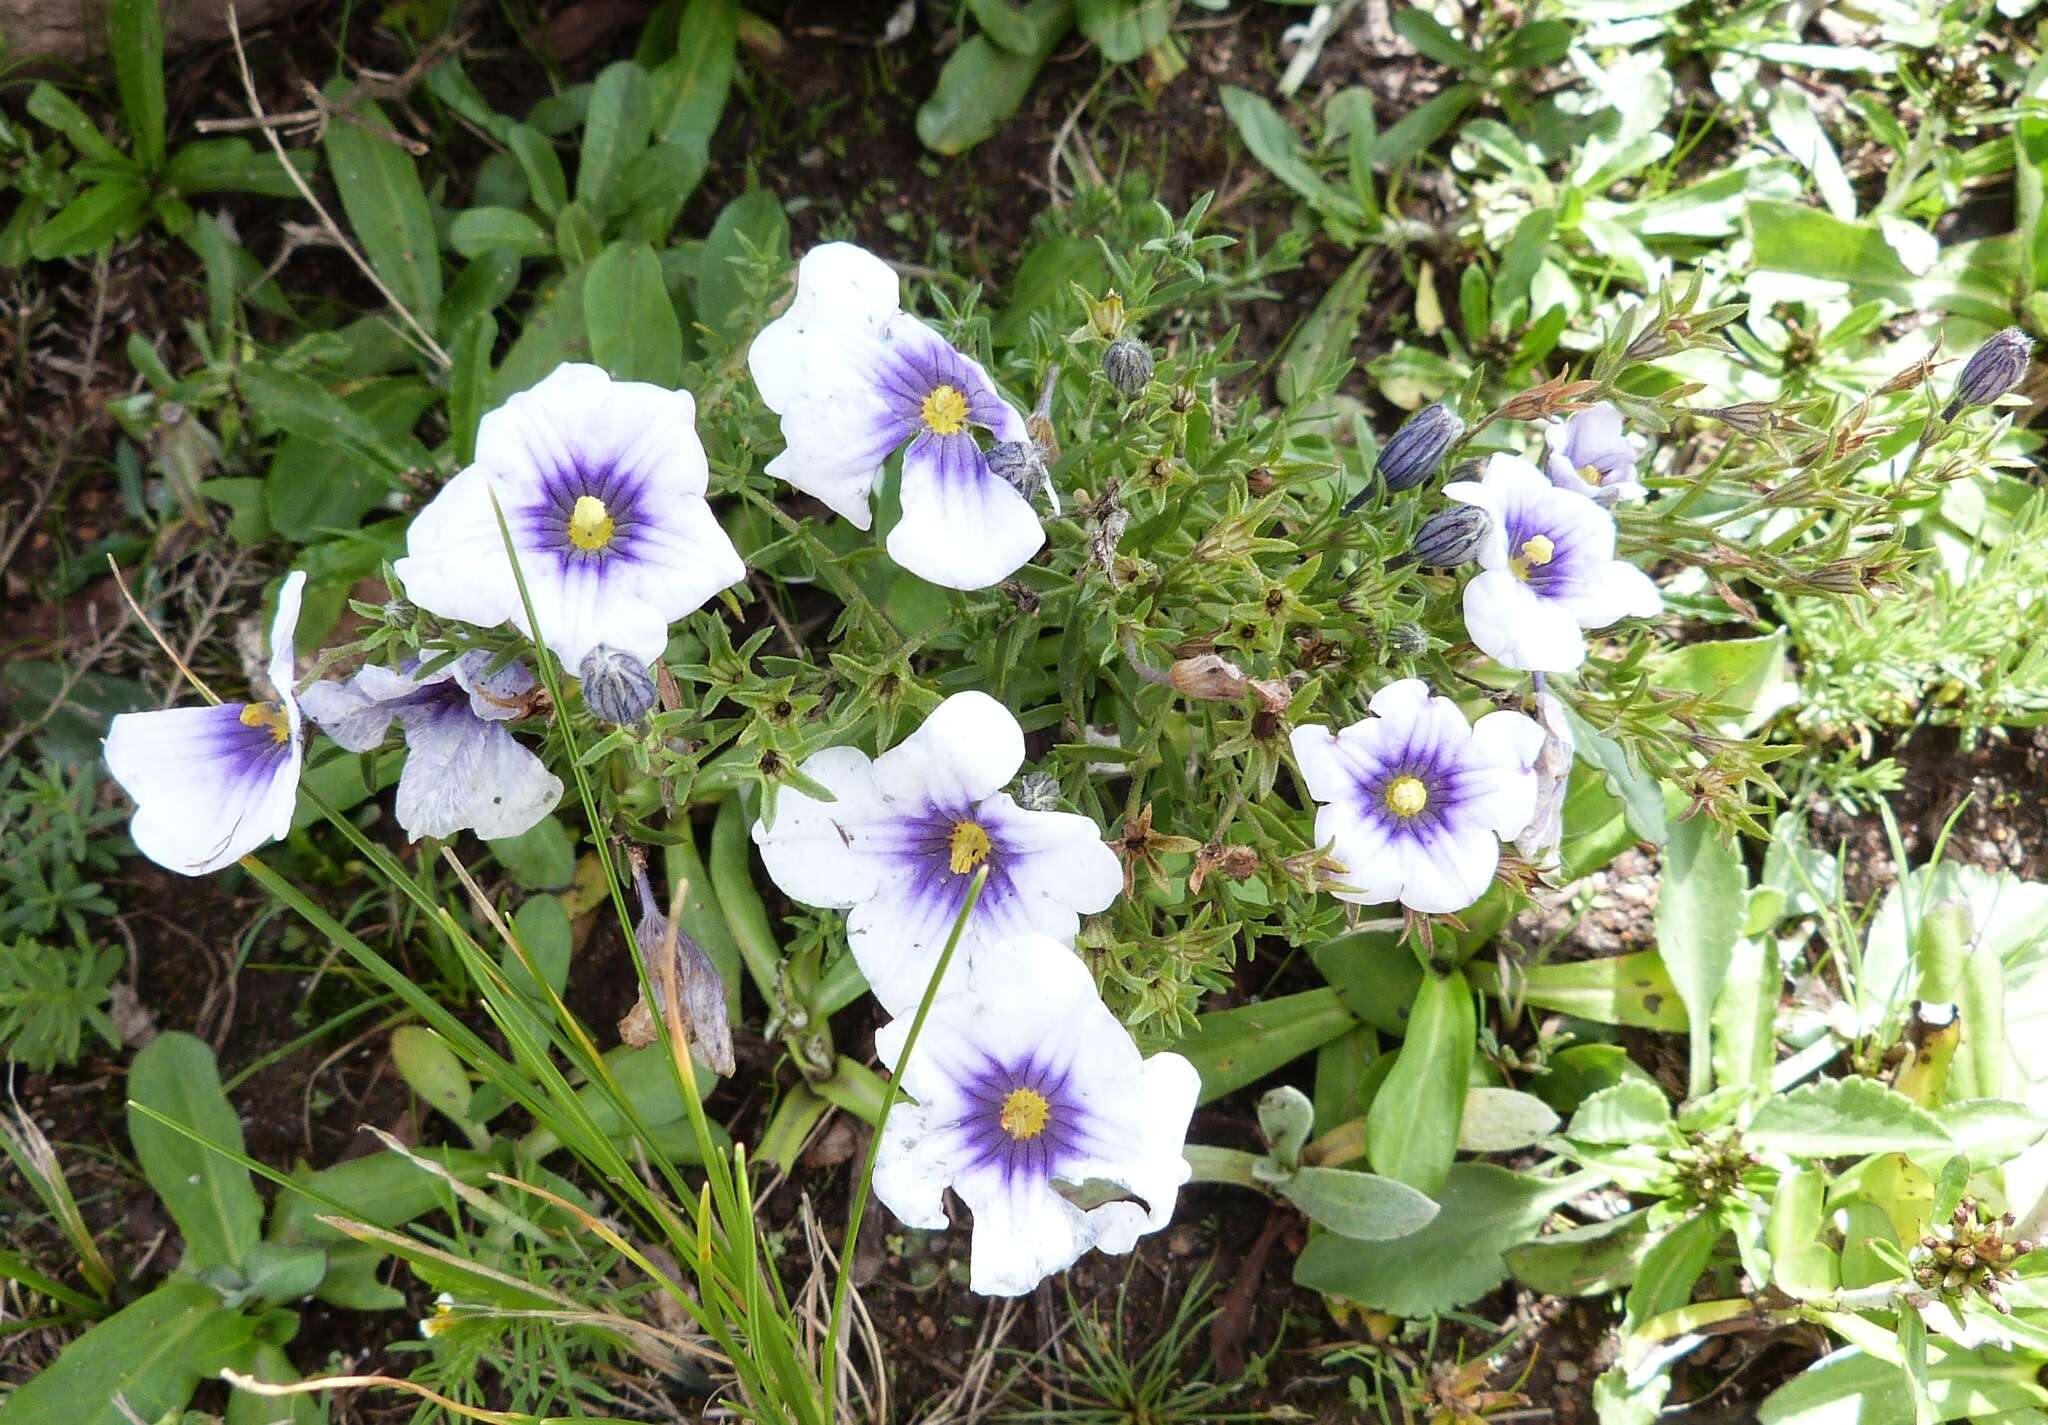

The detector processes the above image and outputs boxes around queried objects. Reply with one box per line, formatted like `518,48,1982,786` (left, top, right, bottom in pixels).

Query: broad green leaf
268,1147,496,1246
128,1032,263,1272
0,1279,254,1425
1312,1026,1379,1134
1768,1166,1838,1299
653,0,739,166
1768,85,1855,220
1747,1077,1952,1158
1279,1165,1440,1241
1656,816,1746,1096
1457,1087,1560,1153
683,189,788,347
319,1217,580,1311
1649,631,1795,736
262,376,430,541
502,123,570,219
585,239,683,386
449,206,553,259
225,1340,320,1425
322,84,441,334
487,815,577,890
1366,969,1473,1195
27,82,128,163
578,62,654,216
1758,1342,2048,1424
1711,935,1777,1093
2019,54,2048,299
1625,1210,1720,1327
1568,1079,1672,1145
917,0,1074,155
1076,0,1174,64
109,0,167,169
967,0,1042,52
1172,988,1358,1105
1468,949,1687,1032
1506,1207,1654,1296
1942,1099,2048,1166
1392,8,1481,72
1295,1164,1585,1314
1374,83,1481,169
1530,1043,1658,1113
1221,86,1354,224
238,1240,327,1304
164,138,310,197
507,895,574,1000
492,266,590,404
29,180,150,261
390,1026,477,1138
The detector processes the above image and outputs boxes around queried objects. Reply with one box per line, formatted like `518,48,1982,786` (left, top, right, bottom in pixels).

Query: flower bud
1943,326,2034,420
1399,504,1491,569
1101,338,1154,400
987,440,1047,500
1013,771,1061,812
580,644,656,725
1385,622,1428,658
1377,403,1464,493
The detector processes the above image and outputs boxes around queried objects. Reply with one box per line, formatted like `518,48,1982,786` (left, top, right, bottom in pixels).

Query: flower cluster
106,245,1057,876
753,693,1197,1296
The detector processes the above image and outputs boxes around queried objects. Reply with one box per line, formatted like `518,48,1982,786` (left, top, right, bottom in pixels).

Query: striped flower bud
580,644,657,725
1102,338,1154,400
1943,326,2034,420
1399,504,1491,569
1378,402,1465,492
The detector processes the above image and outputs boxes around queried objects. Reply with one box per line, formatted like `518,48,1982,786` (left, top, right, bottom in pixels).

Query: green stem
1183,1144,1266,1189
820,866,986,1403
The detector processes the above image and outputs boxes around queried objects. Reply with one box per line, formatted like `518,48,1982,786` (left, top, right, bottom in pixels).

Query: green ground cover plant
2,1,2046,1421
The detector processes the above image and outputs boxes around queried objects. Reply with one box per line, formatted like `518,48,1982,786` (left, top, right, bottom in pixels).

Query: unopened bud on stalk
1398,504,1492,569
1102,338,1154,400
1943,326,2034,421
580,645,657,725
1360,403,1464,509
1385,623,1429,658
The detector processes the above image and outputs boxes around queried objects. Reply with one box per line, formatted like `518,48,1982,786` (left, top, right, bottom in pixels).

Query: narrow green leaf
127,1033,263,1272
0,1279,254,1425
1656,816,1747,1097
917,0,1075,155
1624,1210,1720,1327
1468,949,1688,1032
322,84,441,333
1506,1208,1654,1297
585,239,684,386
28,180,150,261
108,0,167,169
1767,1166,1839,1299
448,311,497,467
1366,969,1474,1196
1172,988,1359,1105
578,61,654,216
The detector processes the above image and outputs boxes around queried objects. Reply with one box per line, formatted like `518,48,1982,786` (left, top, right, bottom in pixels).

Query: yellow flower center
999,1087,1050,1141
1578,462,1603,484
921,384,970,436
1509,533,1556,582
1384,775,1428,818
239,701,291,744
948,820,993,875
568,494,616,552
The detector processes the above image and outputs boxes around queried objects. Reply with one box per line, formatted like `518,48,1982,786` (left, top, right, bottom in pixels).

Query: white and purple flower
748,242,1044,591
1543,402,1646,503
298,652,563,842
392,363,745,669
1445,454,1664,674
1290,679,1544,914
874,932,1199,1297
104,571,308,876
750,691,1121,1015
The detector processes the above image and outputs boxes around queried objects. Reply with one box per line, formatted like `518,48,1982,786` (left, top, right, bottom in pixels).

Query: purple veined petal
1462,568,1589,673
105,701,303,876
887,430,1045,590
392,697,562,841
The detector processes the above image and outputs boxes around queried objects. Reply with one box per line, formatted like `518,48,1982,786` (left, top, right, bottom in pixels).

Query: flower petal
1463,709,1546,840
393,465,523,633
1397,821,1504,913
298,675,401,752
106,703,301,876
886,431,1044,590
871,691,1024,806
1077,1050,1199,1254
394,706,562,841
750,746,894,911
266,570,307,703
1560,558,1664,628
1462,569,1587,672
975,796,1123,943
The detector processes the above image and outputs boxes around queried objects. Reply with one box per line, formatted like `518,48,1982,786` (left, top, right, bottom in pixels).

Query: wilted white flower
750,691,1121,1014
299,651,562,842
393,363,745,668
1445,454,1663,673
104,572,308,876
874,932,1199,1297
1290,678,1543,914
748,243,1044,590
1515,691,1576,868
